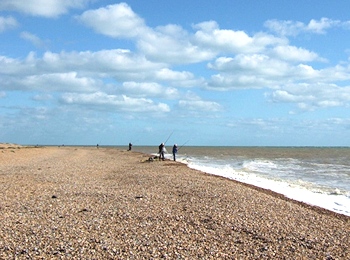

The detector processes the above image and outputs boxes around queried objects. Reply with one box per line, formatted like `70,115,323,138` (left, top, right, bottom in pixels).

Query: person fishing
158,143,165,161
158,131,174,161
172,144,178,161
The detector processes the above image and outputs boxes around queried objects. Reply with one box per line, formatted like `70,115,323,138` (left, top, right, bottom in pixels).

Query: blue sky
1,0,350,146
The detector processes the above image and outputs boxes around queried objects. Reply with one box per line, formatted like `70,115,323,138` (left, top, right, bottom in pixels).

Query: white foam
187,162,350,217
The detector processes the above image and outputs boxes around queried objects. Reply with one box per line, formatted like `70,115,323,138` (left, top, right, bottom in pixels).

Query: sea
133,146,350,217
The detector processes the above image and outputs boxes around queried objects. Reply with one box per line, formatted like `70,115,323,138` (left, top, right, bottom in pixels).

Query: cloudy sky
1,0,350,146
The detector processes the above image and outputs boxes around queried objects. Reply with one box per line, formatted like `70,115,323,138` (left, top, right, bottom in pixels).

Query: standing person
128,143,132,151
172,144,178,161
159,143,165,161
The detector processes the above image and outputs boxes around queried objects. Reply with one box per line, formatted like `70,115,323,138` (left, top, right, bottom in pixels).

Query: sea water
134,146,350,217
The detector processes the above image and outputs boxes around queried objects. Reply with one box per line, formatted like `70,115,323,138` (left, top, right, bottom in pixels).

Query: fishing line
164,130,174,145
178,140,190,150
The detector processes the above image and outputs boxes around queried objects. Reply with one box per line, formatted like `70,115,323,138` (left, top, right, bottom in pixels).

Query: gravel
0,146,349,259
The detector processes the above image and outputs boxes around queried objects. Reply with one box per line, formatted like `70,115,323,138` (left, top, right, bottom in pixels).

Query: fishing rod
163,131,174,145
178,140,190,151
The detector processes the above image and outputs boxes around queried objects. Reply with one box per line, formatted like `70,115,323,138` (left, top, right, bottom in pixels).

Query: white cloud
193,21,286,54
61,92,170,113
265,18,343,36
77,3,146,38
0,0,92,17
270,89,315,103
0,53,38,76
209,54,289,74
194,21,253,52
40,49,163,78
269,83,350,111
153,68,202,88
0,49,165,83
174,90,223,113
0,16,18,32
20,31,47,48
3,72,101,92
120,81,179,99
138,24,216,64
307,18,340,34
208,73,275,90
78,3,216,64
2,1,350,116
78,3,328,69
154,68,192,81
206,52,350,91
207,54,291,89
271,45,320,62
0,48,209,116
179,99,222,112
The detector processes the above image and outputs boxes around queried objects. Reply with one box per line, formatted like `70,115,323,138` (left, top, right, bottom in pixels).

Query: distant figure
128,143,132,151
97,144,99,149
159,143,165,161
172,144,178,161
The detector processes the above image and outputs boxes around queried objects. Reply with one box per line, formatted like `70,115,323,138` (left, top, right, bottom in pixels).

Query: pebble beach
0,145,349,259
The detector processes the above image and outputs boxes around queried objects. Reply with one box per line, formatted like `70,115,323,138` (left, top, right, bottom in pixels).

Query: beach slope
0,146,349,259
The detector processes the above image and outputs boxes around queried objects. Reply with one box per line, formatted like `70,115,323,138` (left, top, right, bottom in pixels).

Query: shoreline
1,146,349,258
187,163,350,221
187,163,350,218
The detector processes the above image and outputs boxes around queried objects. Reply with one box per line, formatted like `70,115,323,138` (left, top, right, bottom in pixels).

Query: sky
1,0,350,146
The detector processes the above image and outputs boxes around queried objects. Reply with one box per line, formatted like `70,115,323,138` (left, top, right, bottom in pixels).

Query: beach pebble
0,146,349,259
